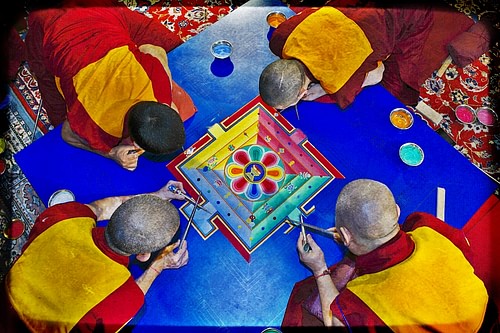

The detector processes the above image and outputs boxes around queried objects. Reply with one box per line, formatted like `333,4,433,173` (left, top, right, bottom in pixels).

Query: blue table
14,1,498,332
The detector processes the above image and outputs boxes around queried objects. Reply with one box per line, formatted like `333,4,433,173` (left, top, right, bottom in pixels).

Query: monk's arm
298,234,345,326
84,181,185,221
362,61,385,88
61,120,141,170
315,273,345,326
135,240,189,294
85,194,136,221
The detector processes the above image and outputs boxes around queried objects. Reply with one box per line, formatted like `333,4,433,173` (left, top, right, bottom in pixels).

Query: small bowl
476,106,497,126
48,189,76,207
211,40,233,59
390,107,414,130
399,143,424,167
266,11,287,28
454,104,476,124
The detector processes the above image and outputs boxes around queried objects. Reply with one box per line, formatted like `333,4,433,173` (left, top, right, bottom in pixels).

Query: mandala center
243,162,266,183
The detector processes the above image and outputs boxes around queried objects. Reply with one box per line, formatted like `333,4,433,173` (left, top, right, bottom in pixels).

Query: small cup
476,106,497,126
454,104,476,124
390,107,414,130
261,329,282,333
211,40,233,59
48,189,76,207
266,11,286,28
399,142,424,167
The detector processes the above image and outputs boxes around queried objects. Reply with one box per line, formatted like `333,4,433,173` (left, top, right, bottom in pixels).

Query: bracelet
314,269,331,279
150,266,162,275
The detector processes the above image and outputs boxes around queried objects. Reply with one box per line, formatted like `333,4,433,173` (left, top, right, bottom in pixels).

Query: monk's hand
108,145,144,171
302,83,327,101
154,180,186,201
155,240,189,270
330,227,343,244
297,234,327,274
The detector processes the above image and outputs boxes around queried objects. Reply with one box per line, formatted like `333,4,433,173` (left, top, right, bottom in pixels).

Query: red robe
4,202,144,333
26,6,195,153
281,212,488,331
270,6,476,108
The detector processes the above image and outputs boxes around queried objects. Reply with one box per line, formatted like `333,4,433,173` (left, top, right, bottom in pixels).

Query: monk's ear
396,204,401,219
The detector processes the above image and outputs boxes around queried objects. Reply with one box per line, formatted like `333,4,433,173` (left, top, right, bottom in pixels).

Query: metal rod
168,185,211,213
300,215,311,252
180,196,200,248
301,221,335,237
288,218,335,239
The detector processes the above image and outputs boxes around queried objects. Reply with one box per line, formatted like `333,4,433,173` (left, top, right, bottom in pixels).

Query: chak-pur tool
179,196,201,248
167,185,210,213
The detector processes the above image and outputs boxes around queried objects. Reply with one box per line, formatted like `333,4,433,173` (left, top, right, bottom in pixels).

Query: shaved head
259,59,305,108
335,179,399,250
105,195,180,255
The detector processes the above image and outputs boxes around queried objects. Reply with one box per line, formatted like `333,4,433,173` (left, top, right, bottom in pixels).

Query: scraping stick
436,187,446,221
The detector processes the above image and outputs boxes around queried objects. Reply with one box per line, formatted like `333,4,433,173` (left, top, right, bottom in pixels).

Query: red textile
416,54,498,182
282,212,479,329
463,195,500,316
271,6,475,108
5,202,144,332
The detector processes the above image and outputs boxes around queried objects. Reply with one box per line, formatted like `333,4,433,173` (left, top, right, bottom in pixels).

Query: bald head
259,59,306,109
335,179,399,249
105,195,180,255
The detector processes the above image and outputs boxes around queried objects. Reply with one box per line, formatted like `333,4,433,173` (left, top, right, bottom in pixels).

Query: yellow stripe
55,76,64,99
283,7,372,93
347,227,487,332
184,107,259,170
73,45,157,137
7,217,131,332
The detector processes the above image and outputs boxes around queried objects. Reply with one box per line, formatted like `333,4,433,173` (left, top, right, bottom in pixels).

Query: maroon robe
270,6,477,108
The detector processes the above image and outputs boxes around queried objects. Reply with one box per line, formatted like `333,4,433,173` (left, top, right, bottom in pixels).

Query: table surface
14,1,498,331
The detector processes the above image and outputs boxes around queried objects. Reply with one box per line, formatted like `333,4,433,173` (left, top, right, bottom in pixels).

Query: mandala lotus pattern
225,145,285,201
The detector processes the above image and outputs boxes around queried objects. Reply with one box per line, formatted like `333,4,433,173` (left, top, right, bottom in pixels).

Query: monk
282,179,496,331
2,180,189,332
259,5,492,110
25,6,197,170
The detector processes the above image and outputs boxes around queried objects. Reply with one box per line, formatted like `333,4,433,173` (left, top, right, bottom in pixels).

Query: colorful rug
416,53,500,183
128,0,236,42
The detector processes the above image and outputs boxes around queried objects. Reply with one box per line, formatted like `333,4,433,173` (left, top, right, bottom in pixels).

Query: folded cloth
171,80,197,122
447,20,496,67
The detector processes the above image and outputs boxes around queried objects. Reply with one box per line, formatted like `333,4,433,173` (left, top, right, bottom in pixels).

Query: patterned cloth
417,54,500,182
129,0,235,42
